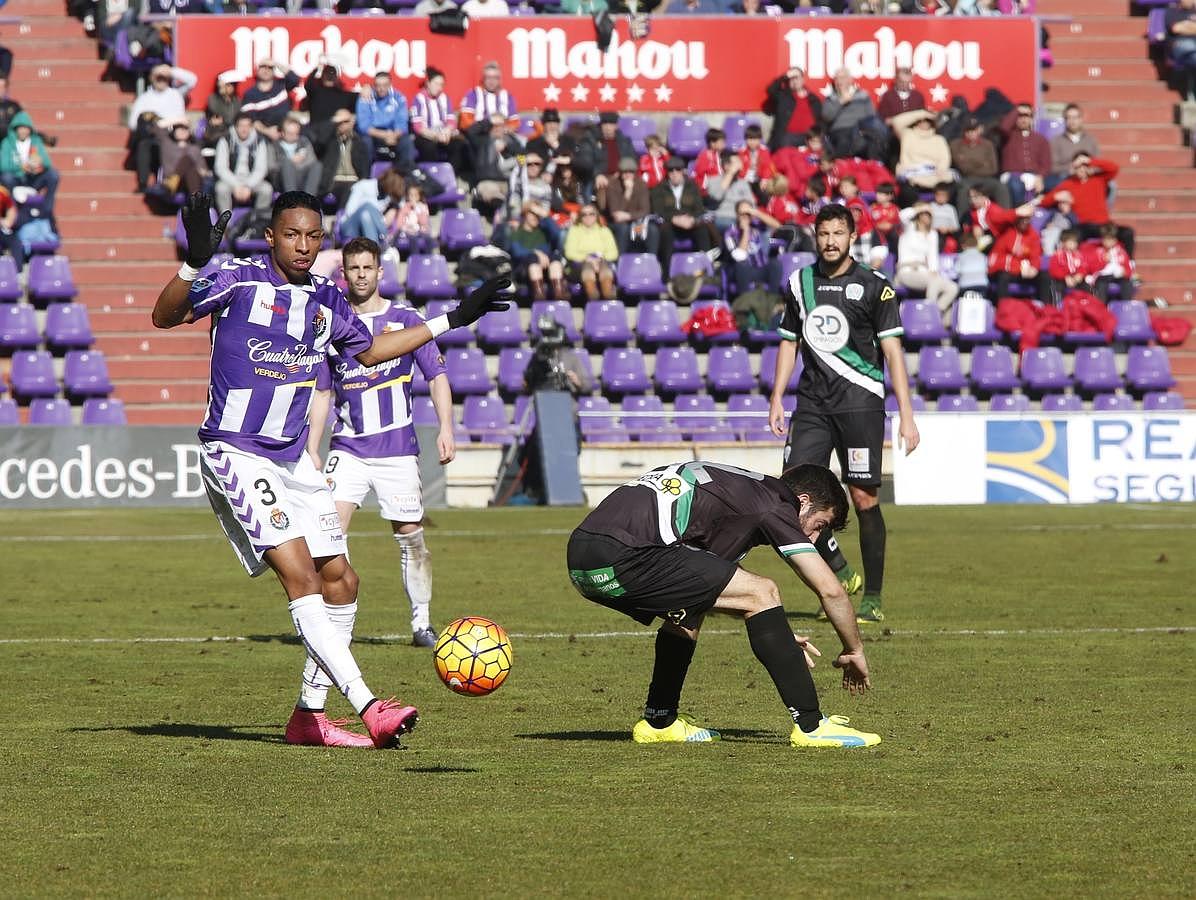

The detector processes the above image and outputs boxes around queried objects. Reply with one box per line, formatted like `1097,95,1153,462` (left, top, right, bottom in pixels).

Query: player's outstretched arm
880,336,920,455
152,193,232,330
306,388,332,470
787,550,871,693
769,339,798,436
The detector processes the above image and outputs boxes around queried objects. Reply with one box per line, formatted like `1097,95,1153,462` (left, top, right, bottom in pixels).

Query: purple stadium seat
1142,391,1184,411
917,346,967,394
726,393,778,441
936,394,980,412
779,252,817,287
951,296,1003,345
28,397,71,425
970,345,1021,394
9,350,57,400
529,300,581,343
0,303,39,352
43,302,94,353
722,115,761,151
1036,117,1065,141
989,393,1031,413
425,300,473,347
583,300,633,348
668,252,719,298
1125,346,1176,393
654,346,703,397
1110,301,1155,344
461,395,513,443
900,300,949,344
635,300,686,346
1148,7,1169,44
81,397,127,425
1073,347,1121,395
884,393,928,415
1091,392,1136,411
578,396,628,443
706,345,756,396
1038,392,1081,412
1020,347,1071,393
0,397,17,425
63,350,113,400
476,303,525,350
617,253,667,299
405,254,457,302
378,251,402,299
516,113,540,138
511,395,535,437
565,113,599,132
759,344,802,394
674,393,735,441
411,395,438,427
619,116,655,155
439,209,487,255
444,348,493,396
667,116,709,159
621,394,683,442
601,348,651,396
27,255,77,304
497,347,532,396
417,162,466,208
0,257,22,302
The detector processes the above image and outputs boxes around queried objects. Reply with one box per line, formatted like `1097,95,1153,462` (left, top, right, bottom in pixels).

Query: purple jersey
189,255,372,462
316,302,447,459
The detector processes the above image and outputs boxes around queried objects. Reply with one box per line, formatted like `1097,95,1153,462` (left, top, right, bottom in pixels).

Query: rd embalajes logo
985,420,1070,504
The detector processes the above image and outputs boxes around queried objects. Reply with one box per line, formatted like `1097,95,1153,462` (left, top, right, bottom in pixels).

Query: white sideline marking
0,625,1192,647
0,529,575,543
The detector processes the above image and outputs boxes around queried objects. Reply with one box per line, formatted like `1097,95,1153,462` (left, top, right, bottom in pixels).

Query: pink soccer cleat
361,697,419,749
285,708,375,749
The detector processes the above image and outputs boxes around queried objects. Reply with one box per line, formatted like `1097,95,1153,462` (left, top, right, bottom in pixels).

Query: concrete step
62,237,176,263
1038,0,1130,16
1135,236,1196,259
1112,169,1196,190
91,309,165,332
58,216,172,240
1048,17,1147,38
117,381,211,405
124,404,207,426
1087,123,1184,144
74,287,160,311
5,17,92,39
1133,258,1196,281
1105,146,1195,168
12,39,101,61
1116,212,1196,235
13,59,113,82
98,332,214,356
1116,191,1196,213
1169,351,1196,377
1045,81,1174,103
108,357,212,380
12,80,124,103
3,0,78,13
1048,37,1151,59
59,151,135,173
21,104,127,128
1050,60,1158,82
72,259,181,285
1067,100,1177,124
1135,283,1195,306
55,194,154,217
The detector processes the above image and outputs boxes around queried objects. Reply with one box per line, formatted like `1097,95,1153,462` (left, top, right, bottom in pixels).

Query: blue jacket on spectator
357,89,409,136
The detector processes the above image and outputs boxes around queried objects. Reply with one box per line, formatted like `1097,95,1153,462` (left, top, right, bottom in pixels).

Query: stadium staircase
1042,0,1196,397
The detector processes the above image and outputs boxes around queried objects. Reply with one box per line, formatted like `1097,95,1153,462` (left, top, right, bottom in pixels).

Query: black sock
745,606,822,732
644,628,696,728
814,528,848,575
858,505,886,599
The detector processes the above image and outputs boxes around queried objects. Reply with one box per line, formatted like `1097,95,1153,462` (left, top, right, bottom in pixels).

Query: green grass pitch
1,504,1193,897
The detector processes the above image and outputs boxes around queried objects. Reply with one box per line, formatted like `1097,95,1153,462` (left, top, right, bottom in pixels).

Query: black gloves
447,276,513,328
182,192,232,268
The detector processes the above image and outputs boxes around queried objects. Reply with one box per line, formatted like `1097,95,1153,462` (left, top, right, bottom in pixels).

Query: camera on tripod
527,314,574,393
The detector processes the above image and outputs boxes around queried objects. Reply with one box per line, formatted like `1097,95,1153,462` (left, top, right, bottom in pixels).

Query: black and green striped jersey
777,262,903,413
575,461,817,562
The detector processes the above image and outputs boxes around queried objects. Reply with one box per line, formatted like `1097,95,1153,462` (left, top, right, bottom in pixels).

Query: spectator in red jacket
638,133,670,188
763,174,802,227
998,102,1052,207
737,123,776,195
693,127,725,198
988,213,1049,300
1047,228,1086,305
838,175,874,261
870,181,901,256
1081,222,1134,302
967,184,1037,247
1040,152,1133,253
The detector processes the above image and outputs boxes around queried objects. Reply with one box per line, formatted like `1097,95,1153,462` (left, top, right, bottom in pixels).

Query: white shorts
324,451,424,523
200,441,346,577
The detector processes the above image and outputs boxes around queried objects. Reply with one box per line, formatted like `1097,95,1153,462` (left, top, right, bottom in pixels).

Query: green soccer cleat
790,715,881,749
856,596,884,624
632,714,721,744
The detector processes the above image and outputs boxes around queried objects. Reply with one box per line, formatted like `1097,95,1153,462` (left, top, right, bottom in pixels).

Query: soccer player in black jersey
768,204,920,624
567,462,880,748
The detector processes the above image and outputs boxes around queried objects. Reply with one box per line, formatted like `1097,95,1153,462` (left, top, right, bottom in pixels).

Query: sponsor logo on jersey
253,366,288,381
190,277,214,293
817,284,843,292
319,512,340,532
270,508,291,530
879,285,896,302
312,308,328,339
802,304,850,353
260,299,286,314
847,447,870,472
845,283,864,301
325,477,336,491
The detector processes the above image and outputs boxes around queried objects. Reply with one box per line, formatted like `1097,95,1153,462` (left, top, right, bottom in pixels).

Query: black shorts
566,530,736,628
785,406,884,487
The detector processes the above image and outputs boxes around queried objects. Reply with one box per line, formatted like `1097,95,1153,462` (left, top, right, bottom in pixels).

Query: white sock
297,600,357,711
395,528,432,632
288,594,374,714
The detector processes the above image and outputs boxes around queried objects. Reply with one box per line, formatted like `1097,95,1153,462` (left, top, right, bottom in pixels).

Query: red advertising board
175,15,1036,113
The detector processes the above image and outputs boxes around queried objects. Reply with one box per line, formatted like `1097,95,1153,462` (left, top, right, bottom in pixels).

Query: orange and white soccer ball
433,617,513,696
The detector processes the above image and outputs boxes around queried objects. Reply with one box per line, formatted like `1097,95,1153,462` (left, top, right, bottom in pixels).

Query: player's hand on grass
833,648,871,695
768,395,787,438
448,276,513,328
794,633,821,669
182,192,232,268
897,416,920,455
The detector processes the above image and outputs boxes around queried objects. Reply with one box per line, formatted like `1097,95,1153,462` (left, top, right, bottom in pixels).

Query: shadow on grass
517,728,779,744
70,723,284,743
402,766,481,774
245,633,410,647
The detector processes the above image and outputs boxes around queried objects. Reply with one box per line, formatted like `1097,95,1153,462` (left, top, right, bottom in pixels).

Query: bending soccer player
307,237,453,649
152,191,509,748
567,461,880,748
768,204,920,624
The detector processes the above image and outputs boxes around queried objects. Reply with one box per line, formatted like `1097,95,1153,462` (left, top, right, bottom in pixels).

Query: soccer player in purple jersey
306,237,453,649
152,191,509,749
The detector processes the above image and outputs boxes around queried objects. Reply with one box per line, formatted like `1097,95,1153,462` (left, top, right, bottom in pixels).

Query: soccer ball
433,617,513,696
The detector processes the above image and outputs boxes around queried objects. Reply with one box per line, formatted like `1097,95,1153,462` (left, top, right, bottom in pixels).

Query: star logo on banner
654,83,673,103
543,83,561,104
873,83,888,98
599,83,617,103
930,83,949,105
571,83,590,103
626,83,645,104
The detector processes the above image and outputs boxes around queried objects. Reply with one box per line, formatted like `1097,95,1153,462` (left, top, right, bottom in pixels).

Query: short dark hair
1099,222,1119,239
342,236,381,263
876,181,895,195
934,181,954,194
780,464,849,533
705,127,725,146
1064,103,1082,116
1060,228,1080,244
1072,150,1092,163
814,202,854,234
744,123,763,140
234,111,253,124
807,174,826,196
271,190,322,225
969,183,993,199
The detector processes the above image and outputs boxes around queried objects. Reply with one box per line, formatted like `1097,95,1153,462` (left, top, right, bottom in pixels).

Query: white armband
177,263,201,282
426,314,451,338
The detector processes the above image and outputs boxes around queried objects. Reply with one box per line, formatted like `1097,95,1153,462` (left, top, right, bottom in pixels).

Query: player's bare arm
428,373,456,464
787,550,872,693
152,193,232,329
880,335,920,455
769,338,799,436
307,387,332,469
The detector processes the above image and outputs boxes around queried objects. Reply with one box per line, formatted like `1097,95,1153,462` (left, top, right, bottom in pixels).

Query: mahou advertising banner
175,15,1036,113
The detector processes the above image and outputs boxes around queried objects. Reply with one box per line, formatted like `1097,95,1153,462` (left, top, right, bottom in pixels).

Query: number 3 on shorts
254,477,278,506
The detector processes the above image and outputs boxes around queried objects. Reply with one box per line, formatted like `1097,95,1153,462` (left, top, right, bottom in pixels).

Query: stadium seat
578,396,628,442
619,116,655,155
1073,347,1122,396
1142,391,1185,411
674,393,735,441
565,113,599,132
0,397,17,425
1040,392,1083,412
667,252,719,298
635,300,686,347
378,251,402,299
411,395,438,427
27,255,77,304
529,300,580,343
617,253,667,299
1148,7,1169,44
778,252,817,287
439,209,487,255
970,345,1021,394
989,393,1031,413
0,256,22,302
9,350,57,401
28,397,71,425
0,303,40,352
476,303,526,350
936,394,980,412
63,350,114,400
1124,346,1176,394
621,394,683,442
600,348,651,397
759,344,802,394
43,302,94,353
1020,347,1071,394
917,346,967,394
497,347,533,397
405,254,458,302
726,393,777,441
425,300,473,347
667,115,709,158
81,398,127,425
461,395,513,443
653,346,703,397
722,114,761,150
582,300,633,348
706,346,757,396
417,162,466,208
444,347,494,396
1036,117,1065,141
951,296,1003,345
900,300,949,345
1092,392,1137,412
511,395,536,437
516,113,540,138
1110,300,1155,344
